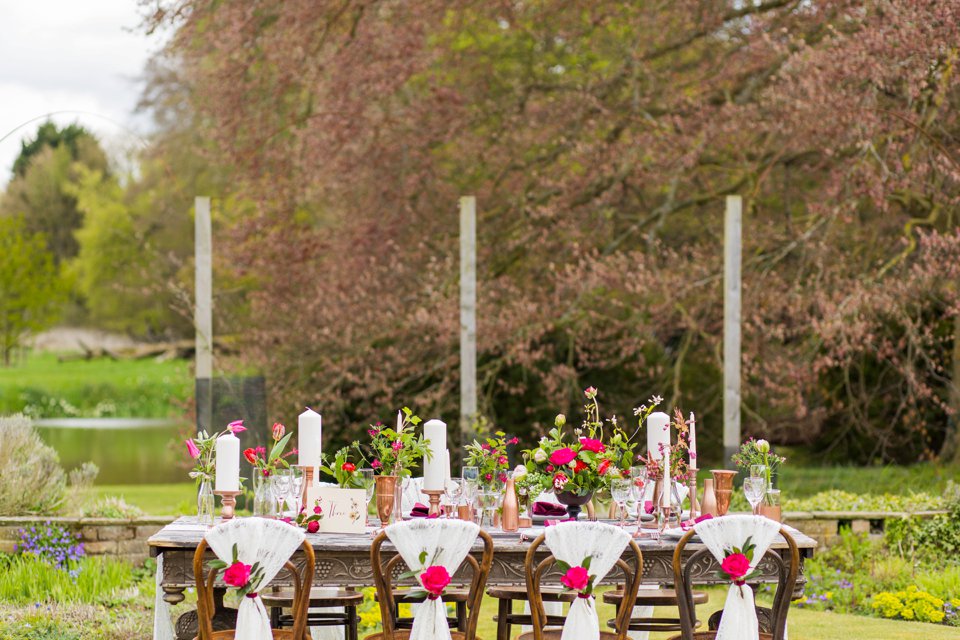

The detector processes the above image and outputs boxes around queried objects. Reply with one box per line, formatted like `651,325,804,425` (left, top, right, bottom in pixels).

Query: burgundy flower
392,440,403,451
481,443,492,451
497,455,508,466
552,472,569,491
484,472,493,482
509,437,519,445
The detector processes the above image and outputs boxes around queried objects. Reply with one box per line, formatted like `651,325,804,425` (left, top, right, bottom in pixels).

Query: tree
0,217,65,366
12,121,93,178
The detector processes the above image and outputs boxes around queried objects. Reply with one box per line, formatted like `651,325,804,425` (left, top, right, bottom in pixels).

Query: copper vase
375,475,400,524
711,470,738,516
501,476,520,531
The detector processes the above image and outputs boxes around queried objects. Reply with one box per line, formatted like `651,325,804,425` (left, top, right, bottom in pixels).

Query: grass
0,555,135,605
76,484,197,516
0,350,190,418
777,462,960,499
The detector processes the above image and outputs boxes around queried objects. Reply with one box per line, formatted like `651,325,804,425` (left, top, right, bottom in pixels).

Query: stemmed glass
630,466,648,531
358,469,375,525
462,467,480,521
444,479,462,519
273,470,292,518
611,478,633,528
743,477,767,515
288,467,304,515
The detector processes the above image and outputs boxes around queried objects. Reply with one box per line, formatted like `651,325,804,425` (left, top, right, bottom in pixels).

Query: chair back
193,532,315,640
672,522,800,640
370,522,494,640
524,528,643,640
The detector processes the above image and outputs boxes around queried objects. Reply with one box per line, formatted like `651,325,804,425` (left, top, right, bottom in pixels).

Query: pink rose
484,472,493,482
549,448,577,466
560,566,590,592
307,520,320,533
721,553,751,581
223,561,251,588
498,472,508,483
185,439,200,459
497,456,508,465
420,565,451,597
314,505,323,515
272,422,285,441
371,459,382,469
578,438,605,453
552,472,569,491
227,420,246,434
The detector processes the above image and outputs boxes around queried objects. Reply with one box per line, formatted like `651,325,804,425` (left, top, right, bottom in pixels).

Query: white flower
756,439,770,453
650,395,663,406
609,415,618,427
539,436,548,445
513,465,527,479
555,414,566,427
633,405,646,416
533,449,547,463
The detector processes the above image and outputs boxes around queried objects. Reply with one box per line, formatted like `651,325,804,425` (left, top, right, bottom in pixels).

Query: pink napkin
532,501,567,517
409,503,440,518
644,500,654,514
680,513,713,531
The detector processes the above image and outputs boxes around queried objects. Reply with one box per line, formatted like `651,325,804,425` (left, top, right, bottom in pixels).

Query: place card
305,486,366,534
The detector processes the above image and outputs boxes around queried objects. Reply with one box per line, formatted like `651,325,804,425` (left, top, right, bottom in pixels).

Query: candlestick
297,465,315,512
660,446,671,507
422,419,447,490
688,412,697,467
215,433,240,491
647,412,671,461
423,489,444,516
298,408,323,483
214,490,241,520
687,468,699,519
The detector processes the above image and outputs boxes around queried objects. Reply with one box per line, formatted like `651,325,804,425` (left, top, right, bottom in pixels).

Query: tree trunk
941,314,960,463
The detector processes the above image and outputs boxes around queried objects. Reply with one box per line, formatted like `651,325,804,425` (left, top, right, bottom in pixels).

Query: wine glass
358,468,375,525
743,477,767,515
273,470,292,518
630,466,648,530
288,467,304,514
444,478,462,519
611,478,632,528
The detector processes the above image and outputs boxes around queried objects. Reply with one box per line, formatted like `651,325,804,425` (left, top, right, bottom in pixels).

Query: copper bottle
701,478,718,517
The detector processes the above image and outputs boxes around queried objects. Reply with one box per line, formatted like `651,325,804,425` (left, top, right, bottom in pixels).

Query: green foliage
885,482,960,564
12,122,97,178
0,554,135,605
79,497,144,519
783,490,944,512
0,416,66,515
0,615,82,640
0,217,66,365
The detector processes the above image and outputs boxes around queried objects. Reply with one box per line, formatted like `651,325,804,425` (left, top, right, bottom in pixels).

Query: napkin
680,513,713,531
644,500,654,514
532,501,567,516
409,503,440,518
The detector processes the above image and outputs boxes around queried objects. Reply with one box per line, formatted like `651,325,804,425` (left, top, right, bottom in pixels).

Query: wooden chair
193,536,315,640
518,532,644,640
602,587,708,635
670,525,800,640
263,587,363,639
375,587,470,632
366,527,494,640
486,585,574,640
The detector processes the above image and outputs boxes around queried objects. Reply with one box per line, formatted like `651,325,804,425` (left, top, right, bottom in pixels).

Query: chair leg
496,598,511,640
270,605,281,628
346,605,358,640
457,601,467,632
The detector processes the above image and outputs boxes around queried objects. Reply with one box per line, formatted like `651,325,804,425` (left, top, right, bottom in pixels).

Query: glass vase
253,472,275,517
197,479,215,525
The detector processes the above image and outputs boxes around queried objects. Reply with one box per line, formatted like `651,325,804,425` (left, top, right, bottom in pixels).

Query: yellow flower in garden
901,608,914,619
824,591,832,600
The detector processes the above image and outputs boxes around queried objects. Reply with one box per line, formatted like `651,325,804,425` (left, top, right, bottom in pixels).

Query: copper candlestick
422,489,444,516
687,468,699,519
645,469,664,528
297,465,315,512
214,490,241,521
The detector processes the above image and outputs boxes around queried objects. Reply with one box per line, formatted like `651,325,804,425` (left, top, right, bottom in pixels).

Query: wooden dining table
149,516,817,640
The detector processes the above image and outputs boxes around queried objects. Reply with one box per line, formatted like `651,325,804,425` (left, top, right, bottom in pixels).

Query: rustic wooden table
150,516,817,639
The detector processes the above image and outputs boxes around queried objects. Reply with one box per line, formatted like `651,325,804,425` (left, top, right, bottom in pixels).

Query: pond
35,418,186,485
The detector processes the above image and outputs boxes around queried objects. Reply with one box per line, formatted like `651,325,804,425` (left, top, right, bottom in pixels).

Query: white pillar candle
688,412,697,467
443,449,451,486
647,411,671,460
422,419,447,490
298,408,323,480
215,433,240,491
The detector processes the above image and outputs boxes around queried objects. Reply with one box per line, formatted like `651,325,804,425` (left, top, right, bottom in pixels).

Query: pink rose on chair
720,553,750,582
549,448,576,466
560,566,590,592
420,565,451,599
223,561,252,588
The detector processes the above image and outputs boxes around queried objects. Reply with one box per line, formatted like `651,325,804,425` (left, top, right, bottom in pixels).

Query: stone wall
783,510,946,548
0,516,175,564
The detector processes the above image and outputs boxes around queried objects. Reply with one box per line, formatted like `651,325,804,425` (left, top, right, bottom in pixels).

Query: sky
0,0,166,185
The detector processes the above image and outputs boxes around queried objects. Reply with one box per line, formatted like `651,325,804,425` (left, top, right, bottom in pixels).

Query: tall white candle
215,432,240,491
688,412,697,467
443,449,451,486
422,419,447,490
298,408,323,475
647,411,671,460
660,446,671,507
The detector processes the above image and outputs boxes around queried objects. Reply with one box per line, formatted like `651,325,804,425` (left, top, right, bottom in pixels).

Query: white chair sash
694,515,781,640
543,521,632,640
384,519,480,640
205,518,306,640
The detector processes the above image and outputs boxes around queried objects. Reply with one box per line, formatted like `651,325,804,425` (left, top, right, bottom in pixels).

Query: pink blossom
185,439,200,459
371,459,382,469
497,455,508,465
392,440,403,451
227,420,246,434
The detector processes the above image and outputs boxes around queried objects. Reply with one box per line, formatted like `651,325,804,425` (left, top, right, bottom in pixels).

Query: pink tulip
185,439,201,459
228,420,246,433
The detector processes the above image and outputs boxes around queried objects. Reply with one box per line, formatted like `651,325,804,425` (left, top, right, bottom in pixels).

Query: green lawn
80,483,197,516
0,350,190,418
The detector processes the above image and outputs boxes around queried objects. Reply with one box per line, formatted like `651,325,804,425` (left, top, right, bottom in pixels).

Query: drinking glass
743,477,767,514
273,470,292,518
444,479,462,519
478,489,499,527
358,469,375,525
749,464,768,479
461,475,479,518
630,466,648,529
288,467,304,514
611,479,633,528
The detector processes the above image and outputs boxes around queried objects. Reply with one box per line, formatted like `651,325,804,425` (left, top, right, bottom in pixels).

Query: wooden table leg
496,597,511,640
162,586,186,605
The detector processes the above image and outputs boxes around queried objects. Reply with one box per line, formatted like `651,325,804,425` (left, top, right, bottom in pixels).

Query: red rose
597,459,611,475
420,565,451,597
560,566,590,592
573,459,588,474
549,448,577,466
307,520,320,533
578,438,605,453
497,456,508,466
342,462,356,473
223,561,251,588
546,464,555,472
243,448,258,465
721,553,751,581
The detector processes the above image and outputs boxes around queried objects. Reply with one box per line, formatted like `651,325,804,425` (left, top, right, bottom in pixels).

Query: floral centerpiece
320,445,362,488
464,428,518,488
731,437,786,488
521,387,659,519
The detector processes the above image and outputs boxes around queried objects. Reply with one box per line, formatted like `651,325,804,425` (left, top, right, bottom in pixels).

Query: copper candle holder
214,490,241,521
687,467,699,520
422,489,444,516
297,465,315,513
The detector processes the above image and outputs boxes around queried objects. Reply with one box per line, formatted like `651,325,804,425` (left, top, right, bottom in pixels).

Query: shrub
886,481,960,565
0,415,66,514
784,489,944,512
79,496,144,519
68,462,99,489
15,523,84,569
872,586,946,624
